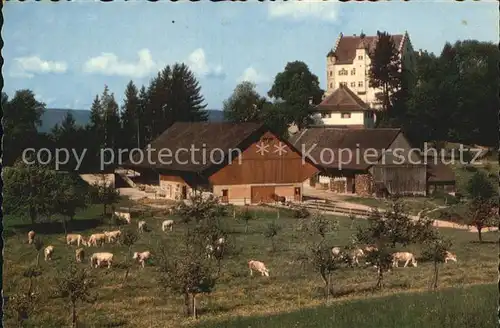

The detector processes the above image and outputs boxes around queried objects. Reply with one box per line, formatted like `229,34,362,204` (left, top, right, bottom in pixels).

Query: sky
3,0,498,111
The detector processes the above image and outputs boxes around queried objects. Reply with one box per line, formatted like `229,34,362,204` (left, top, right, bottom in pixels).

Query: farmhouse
122,122,319,205
289,127,436,196
312,84,376,128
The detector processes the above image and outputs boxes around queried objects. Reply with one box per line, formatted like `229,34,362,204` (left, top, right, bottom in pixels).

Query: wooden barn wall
209,131,318,185
371,165,427,195
381,133,422,165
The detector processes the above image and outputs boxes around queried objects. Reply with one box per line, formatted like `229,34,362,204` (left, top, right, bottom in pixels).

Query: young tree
467,198,497,243
264,221,282,252
121,229,139,283
223,81,267,123
7,291,39,328
33,238,44,267
89,174,120,216
299,211,339,301
368,31,401,114
54,263,96,328
157,193,228,318
356,200,434,289
238,207,254,233
52,173,89,233
421,234,452,289
268,61,324,130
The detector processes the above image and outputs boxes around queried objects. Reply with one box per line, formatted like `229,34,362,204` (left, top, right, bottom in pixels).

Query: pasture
3,200,497,328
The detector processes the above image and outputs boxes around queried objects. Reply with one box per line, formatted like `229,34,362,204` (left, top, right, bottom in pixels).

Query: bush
292,205,311,219
431,191,459,205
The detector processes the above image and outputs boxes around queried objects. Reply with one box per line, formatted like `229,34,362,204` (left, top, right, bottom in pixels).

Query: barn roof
123,122,265,173
288,127,401,170
123,122,319,174
316,85,371,112
329,34,404,65
426,161,456,183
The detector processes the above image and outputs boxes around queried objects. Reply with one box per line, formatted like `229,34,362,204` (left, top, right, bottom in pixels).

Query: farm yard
3,196,497,328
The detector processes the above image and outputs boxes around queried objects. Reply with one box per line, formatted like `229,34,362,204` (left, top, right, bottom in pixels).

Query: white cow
444,251,457,263
138,220,147,233
44,245,54,261
348,248,365,266
114,211,131,224
132,251,151,268
104,230,122,243
90,252,114,268
331,247,342,258
392,252,417,268
66,234,88,247
162,220,174,232
28,230,36,245
75,248,85,263
248,260,270,277
88,233,107,247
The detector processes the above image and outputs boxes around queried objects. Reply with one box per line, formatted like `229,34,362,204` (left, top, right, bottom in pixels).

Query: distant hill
39,108,225,133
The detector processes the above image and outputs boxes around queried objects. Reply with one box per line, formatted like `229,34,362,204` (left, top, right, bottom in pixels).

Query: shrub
292,205,311,219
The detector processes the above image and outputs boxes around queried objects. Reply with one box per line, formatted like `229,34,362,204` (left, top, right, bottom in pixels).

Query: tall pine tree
121,81,140,150
368,31,401,116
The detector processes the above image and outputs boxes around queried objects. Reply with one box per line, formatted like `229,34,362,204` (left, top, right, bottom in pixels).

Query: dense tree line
224,35,497,148
3,37,496,172
2,63,208,171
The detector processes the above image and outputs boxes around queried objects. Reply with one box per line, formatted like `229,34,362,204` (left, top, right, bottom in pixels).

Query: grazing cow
104,230,122,244
138,220,147,233
88,233,107,247
28,231,35,245
75,248,85,263
248,260,270,277
272,194,286,205
114,211,131,224
392,252,417,268
364,245,378,253
331,247,342,258
90,252,114,268
444,251,457,263
162,220,174,232
66,234,88,247
132,251,151,268
44,245,54,261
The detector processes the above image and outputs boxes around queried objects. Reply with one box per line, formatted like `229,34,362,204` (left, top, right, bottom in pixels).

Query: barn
122,122,320,205
289,127,434,197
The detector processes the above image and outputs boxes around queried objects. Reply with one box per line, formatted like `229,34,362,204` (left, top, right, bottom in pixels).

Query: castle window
338,68,348,76
358,55,363,60
350,82,356,88
339,82,347,87
351,68,356,75
358,81,363,87
329,83,333,88
329,70,332,76
341,113,351,119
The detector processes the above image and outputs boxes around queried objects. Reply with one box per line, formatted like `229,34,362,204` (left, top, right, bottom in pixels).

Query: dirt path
302,189,498,233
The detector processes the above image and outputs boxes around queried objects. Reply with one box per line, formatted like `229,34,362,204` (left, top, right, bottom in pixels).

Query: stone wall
355,174,373,196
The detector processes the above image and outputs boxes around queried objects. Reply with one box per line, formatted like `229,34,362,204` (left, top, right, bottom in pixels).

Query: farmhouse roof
288,127,401,170
316,85,371,112
329,34,404,64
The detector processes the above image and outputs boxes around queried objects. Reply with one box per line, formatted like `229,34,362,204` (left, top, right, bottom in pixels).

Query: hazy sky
4,0,498,110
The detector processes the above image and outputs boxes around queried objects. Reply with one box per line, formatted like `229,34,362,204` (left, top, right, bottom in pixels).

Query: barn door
251,186,276,204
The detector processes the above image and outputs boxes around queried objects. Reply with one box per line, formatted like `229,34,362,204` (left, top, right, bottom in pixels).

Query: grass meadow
3,200,497,327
